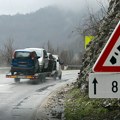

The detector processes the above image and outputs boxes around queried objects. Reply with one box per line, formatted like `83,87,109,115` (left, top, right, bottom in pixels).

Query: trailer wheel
59,74,62,80
41,74,46,82
31,75,42,84
14,78,20,83
31,79,39,84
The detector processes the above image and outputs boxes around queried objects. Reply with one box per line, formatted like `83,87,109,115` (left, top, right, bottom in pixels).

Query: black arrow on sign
92,78,98,95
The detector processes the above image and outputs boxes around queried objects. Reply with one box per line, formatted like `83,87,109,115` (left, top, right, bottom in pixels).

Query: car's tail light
31,52,35,60
12,51,16,59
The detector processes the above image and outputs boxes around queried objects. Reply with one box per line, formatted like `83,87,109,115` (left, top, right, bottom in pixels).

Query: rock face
78,0,120,90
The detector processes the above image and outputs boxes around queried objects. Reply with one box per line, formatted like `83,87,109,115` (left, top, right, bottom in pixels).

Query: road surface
0,69,79,120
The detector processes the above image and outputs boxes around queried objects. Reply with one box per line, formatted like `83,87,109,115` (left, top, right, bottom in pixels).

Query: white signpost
89,73,120,98
89,21,120,98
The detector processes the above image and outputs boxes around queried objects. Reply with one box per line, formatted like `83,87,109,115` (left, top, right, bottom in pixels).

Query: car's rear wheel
11,71,14,75
53,74,57,80
10,69,14,75
59,74,62,80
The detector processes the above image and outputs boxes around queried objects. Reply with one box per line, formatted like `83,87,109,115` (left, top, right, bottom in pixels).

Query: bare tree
60,50,69,65
47,40,55,53
76,0,109,36
0,38,15,65
59,50,75,65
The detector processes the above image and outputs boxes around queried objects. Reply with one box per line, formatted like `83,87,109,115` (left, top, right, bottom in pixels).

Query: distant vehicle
10,49,39,75
47,53,55,72
52,54,63,79
25,48,49,72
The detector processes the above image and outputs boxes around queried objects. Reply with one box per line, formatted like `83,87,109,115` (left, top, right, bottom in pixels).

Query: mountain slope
0,6,83,51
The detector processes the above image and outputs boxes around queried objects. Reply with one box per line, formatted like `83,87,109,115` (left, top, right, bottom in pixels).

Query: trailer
6,70,60,84
6,50,62,84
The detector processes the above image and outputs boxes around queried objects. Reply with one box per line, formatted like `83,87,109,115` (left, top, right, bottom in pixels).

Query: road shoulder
34,83,75,120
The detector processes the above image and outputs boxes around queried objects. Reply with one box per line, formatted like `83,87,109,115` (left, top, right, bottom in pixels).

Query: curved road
0,70,79,120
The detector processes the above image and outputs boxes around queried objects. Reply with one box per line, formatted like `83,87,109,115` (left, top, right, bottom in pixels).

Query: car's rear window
15,51,30,58
35,50,42,57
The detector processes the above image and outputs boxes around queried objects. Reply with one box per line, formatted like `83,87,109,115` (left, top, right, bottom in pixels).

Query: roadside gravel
35,83,75,120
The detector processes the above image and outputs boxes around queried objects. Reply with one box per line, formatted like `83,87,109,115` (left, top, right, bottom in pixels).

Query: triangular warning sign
93,21,120,72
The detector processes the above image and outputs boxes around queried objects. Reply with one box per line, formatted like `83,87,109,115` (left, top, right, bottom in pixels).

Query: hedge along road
0,70,79,120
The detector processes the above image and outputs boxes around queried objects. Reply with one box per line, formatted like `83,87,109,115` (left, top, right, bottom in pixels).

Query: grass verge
64,87,120,120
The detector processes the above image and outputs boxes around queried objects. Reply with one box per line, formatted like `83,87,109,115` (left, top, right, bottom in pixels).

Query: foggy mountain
0,6,85,52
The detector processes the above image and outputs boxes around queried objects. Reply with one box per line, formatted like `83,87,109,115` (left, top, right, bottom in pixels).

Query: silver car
52,54,62,79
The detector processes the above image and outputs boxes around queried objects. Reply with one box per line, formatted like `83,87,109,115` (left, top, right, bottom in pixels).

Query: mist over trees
0,6,84,49
0,1,108,66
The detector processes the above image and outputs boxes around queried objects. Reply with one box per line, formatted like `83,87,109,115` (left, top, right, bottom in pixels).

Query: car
10,49,39,75
47,53,55,72
25,48,49,72
52,54,63,79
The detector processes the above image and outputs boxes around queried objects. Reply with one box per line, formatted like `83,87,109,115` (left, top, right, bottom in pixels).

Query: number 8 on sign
112,81,118,93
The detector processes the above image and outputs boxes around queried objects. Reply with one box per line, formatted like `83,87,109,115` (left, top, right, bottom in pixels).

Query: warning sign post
93,21,120,72
89,21,120,98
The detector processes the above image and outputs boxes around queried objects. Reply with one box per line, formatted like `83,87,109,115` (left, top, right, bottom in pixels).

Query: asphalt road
0,70,79,120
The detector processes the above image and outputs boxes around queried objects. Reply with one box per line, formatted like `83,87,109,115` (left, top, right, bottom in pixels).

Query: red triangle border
93,21,120,72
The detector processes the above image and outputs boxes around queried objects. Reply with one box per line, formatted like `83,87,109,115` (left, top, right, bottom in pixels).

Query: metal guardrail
64,65,81,70
0,67,10,73
0,67,10,70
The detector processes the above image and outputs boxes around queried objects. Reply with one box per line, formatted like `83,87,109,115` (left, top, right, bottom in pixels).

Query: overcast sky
0,0,109,15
